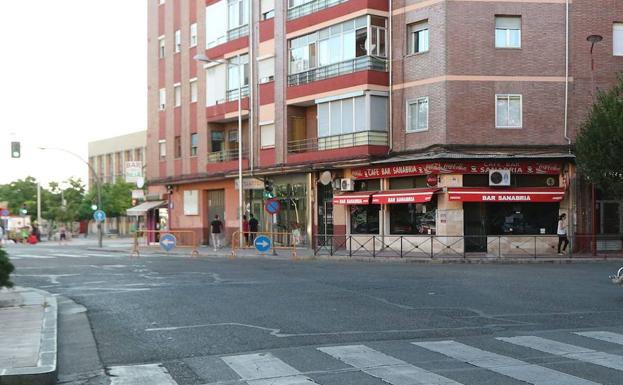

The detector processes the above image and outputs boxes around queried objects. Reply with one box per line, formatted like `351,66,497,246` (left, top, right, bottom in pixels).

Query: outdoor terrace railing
287,0,348,20
288,131,388,153
313,234,623,259
225,85,250,102
206,148,248,163
288,55,388,86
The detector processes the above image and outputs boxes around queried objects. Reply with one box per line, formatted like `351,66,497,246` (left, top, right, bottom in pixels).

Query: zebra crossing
132,330,623,385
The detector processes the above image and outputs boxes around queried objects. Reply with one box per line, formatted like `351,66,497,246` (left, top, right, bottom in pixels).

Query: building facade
147,0,623,253
88,131,147,235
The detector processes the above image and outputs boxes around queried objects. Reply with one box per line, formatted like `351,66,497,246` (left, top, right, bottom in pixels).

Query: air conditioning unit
340,178,354,191
489,169,511,186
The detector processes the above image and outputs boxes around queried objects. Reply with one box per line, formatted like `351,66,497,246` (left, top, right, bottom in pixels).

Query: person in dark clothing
211,214,223,251
557,213,569,254
248,213,259,244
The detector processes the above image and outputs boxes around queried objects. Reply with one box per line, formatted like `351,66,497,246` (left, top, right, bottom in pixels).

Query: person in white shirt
557,213,569,254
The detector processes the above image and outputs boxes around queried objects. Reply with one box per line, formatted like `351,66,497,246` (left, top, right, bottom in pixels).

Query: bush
0,246,14,289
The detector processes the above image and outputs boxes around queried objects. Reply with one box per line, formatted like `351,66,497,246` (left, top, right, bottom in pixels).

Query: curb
0,289,57,385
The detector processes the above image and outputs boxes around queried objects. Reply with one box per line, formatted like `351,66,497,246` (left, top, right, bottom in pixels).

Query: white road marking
13,274,79,284
575,331,623,346
109,364,178,385
498,335,623,371
222,352,320,385
8,254,55,259
414,340,600,385
318,344,462,385
51,253,86,258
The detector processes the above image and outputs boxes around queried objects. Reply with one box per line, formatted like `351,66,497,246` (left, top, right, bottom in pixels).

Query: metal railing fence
288,131,388,153
288,56,388,86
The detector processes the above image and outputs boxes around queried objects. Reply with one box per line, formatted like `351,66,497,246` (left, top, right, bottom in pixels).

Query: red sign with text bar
372,188,439,204
447,187,566,202
332,192,376,205
352,161,562,179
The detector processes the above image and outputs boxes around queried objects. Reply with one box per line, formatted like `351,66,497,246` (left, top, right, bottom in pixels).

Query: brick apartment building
147,0,623,253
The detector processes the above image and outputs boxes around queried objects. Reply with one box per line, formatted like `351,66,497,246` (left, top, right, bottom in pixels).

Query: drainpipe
249,0,255,172
563,0,571,148
388,0,393,152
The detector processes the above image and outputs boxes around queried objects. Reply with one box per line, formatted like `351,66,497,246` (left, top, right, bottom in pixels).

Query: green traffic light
11,141,20,158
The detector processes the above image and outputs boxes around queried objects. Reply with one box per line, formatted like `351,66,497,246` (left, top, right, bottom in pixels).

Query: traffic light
11,142,20,158
264,178,274,193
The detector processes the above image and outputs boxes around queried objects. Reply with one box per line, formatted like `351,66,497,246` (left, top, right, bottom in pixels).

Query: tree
575,74,623,197
0,247,14,289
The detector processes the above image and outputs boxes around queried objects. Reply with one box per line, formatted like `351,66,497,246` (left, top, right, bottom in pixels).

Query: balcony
225,85,250,102
288,56,387,86
227,24,249,42
207,148,248,163
287,0,348,20
288,131,388,153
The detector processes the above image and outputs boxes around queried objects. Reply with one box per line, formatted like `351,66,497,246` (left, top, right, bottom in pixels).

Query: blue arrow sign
159,233,177,252
254,235,272,253
264,199,281,215
0,209,9,217
93,210,106,222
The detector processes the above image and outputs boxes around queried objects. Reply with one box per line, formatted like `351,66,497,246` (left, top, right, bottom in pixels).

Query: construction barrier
231,231,297,259
131,230,199,258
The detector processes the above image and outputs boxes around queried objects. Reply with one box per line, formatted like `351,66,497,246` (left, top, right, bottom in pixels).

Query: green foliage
576,74,623,197
101,179,134,217
0,247,14,289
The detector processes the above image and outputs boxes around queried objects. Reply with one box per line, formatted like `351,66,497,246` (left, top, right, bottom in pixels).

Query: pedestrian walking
211,214,223,251
242,215,250,246
248,213,259,244
59,224,67,245
557,213,569,255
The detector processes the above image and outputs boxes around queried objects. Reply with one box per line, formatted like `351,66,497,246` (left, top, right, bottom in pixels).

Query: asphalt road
6,242,623,385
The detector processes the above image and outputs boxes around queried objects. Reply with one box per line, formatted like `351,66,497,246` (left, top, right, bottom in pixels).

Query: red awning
372,188,440,204
447,187,566,202
333,191,377,205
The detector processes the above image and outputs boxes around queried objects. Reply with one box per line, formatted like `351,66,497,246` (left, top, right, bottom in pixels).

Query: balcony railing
288,56,388,86
206,24,249,48
287,0,348,20
225,85,250,102
207,148,248,163
288,131,388,153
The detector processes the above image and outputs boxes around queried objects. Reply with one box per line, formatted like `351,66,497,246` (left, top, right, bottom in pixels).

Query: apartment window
290,16,385,75
407,97,428,132
174,84,181,107
190,23,197,47
317,93,387,137
211,131,224,152
159,140,166,158
228,0,249,31
174,29,181,53
408,21,429,54
614,23,623,56
289,0,313,7
228,54,249,92
174,136,182,158
159,88,166,110
206,1,227,48
260,122,275,148
496,94,522,128
206,64,227,106
258,56,275,83
190,133,198,156
261,0,275,20
190,79,198,103
495,16,521,48
159,0,165,4
158,36,165,58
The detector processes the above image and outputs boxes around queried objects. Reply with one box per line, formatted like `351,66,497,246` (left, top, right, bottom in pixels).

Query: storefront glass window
389,201,436,235
350,205,380,234
486,203,558,235
389,176,427,189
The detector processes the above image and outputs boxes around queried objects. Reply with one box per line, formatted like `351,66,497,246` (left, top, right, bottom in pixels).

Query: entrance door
207,190,225,246
289,116,306,152
464,203,487,252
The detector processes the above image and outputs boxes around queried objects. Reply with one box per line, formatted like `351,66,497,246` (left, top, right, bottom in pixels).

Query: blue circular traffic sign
254,235,272,253
0,209,9,217
264,199,281,215
93,210,106,222
159,233,177,252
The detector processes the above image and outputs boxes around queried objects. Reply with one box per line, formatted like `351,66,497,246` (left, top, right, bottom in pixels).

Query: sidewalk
0,287,57,385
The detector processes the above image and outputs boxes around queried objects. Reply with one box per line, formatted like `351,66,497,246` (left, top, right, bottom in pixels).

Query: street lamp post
39,147,103,248
195,53,244,247
586,34,603,256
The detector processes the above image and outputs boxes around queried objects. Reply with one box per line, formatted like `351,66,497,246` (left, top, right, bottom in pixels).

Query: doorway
464,203,487,252
207,190,225,246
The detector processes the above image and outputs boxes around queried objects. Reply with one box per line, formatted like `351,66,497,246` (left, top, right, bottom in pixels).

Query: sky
0,1,146,187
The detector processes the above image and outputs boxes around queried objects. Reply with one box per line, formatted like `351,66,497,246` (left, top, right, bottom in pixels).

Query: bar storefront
332,159,572,254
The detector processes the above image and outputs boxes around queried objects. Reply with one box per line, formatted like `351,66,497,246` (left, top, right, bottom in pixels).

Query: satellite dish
136,177,145,189
319,171,332,185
